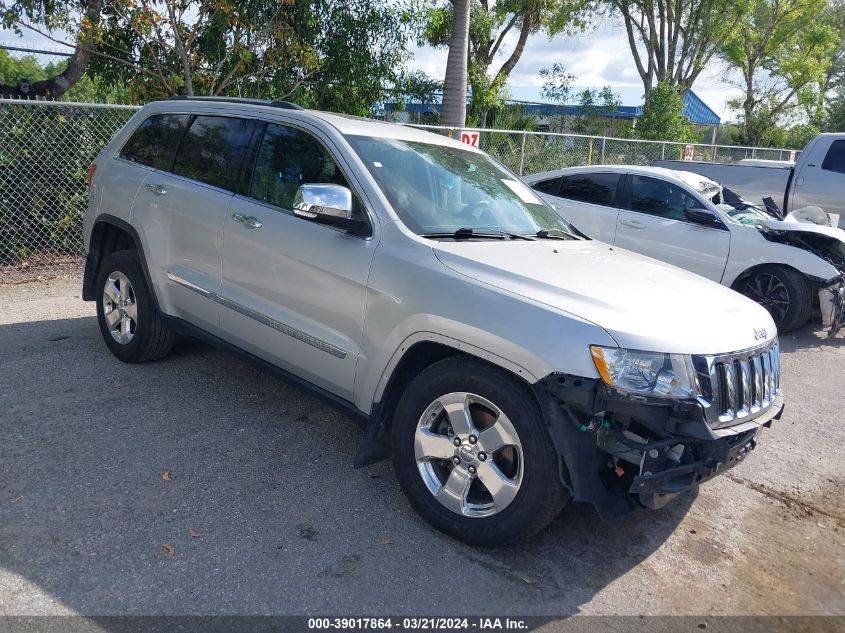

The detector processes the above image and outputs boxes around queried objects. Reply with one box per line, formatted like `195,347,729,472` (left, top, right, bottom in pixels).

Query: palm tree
440,0,471,128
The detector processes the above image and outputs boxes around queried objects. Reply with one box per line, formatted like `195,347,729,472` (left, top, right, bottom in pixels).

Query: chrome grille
695,340,781,428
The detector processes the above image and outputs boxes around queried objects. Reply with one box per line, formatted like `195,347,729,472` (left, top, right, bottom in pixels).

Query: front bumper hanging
534,373,784,520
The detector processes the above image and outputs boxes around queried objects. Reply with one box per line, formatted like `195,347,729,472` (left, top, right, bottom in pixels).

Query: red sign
460,131,479,147
683,144,694,161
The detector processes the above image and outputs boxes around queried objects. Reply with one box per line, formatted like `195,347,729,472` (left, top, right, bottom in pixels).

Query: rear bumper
533,374,784,520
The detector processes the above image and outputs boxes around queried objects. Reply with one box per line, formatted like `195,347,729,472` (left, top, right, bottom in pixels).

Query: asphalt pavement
0,277,843,619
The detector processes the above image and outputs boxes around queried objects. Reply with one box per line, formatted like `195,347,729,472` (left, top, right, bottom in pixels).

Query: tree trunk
0,0,103,98
440,0,471,128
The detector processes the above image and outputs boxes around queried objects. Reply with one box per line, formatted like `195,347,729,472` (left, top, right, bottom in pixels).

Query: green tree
720,0,838,146
539,63,575,104
572,86,630,136
785,123,820,148
539,62,574,130
0,0,102,98
0,50,47,84
426,0,590,127
825,90,845,131
6,0,416,114
440,0,471,126
609,0,744,94
636,82,698,142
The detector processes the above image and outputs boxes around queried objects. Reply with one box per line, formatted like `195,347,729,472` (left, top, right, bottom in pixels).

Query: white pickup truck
654,133,845,228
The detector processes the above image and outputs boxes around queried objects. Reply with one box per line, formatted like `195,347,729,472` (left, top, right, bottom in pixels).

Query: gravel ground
0,276,843,619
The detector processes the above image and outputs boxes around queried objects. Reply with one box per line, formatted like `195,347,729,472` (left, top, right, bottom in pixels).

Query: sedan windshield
348,136,576,239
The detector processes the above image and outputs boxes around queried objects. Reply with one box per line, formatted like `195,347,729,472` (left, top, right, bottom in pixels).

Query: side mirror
293,184,369,235
683,207,724,229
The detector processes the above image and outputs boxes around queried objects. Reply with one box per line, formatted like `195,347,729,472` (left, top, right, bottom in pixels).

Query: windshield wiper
535,228,578,240
420,227,535,240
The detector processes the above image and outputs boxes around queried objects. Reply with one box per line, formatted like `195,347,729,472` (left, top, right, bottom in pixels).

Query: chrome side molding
166,271,347,359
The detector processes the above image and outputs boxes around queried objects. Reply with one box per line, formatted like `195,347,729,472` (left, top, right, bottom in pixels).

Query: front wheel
735,265,813,333
391,357,568,546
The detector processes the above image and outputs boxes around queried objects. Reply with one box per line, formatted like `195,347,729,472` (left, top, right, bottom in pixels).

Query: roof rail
168,96,303,110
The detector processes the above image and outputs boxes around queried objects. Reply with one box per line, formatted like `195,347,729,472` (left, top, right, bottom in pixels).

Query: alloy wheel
744,272,790,323
414,392,523,518
102,271,138,345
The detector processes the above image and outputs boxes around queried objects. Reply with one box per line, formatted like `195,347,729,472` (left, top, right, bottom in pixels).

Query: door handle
620,218,645,229
144,183,167,195
232,213,262,229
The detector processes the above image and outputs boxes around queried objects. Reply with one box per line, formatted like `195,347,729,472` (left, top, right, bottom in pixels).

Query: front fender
353,235,616,414
722,231,840,288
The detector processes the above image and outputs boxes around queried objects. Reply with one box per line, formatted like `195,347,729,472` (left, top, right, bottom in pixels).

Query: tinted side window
531,178,562,195
173,116,253,191
629,175,698,221
559,173,619,205
119,114,190,170
821,140,845,174
250,123,357,214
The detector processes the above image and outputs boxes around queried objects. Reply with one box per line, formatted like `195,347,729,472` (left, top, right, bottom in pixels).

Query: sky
1,17,745,121
406,20,745,122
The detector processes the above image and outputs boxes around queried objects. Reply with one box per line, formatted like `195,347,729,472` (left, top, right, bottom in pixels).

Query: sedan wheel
743,272,790,324
736,265,813,333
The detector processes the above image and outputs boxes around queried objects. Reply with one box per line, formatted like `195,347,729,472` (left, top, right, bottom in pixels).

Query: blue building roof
680,90,721,126
384,89,721,126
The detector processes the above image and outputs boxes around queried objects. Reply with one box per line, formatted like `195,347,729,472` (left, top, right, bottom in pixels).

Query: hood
433,240,776,355
760,217,845,243
758,218,845,268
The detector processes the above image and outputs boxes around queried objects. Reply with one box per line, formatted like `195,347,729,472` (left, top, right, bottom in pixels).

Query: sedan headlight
590,345,697,398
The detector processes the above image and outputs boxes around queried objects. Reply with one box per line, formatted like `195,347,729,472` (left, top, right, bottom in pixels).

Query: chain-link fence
408,125,801,175
0,99,139,281
0,99,801,282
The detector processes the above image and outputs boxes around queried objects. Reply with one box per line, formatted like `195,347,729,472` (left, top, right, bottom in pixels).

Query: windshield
348,136,576,238
707,185,773,226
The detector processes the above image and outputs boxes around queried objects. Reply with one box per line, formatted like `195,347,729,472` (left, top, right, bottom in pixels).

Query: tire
391,357,568,546
735,265,813,333
95,249,175,363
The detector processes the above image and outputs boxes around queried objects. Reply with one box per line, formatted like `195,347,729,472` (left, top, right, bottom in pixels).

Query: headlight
590,345,697,398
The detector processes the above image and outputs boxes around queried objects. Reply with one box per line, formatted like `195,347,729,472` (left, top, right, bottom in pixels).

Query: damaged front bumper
533,373,784,520
819,278,845,338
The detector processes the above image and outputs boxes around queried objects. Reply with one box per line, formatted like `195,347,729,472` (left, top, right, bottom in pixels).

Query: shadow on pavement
0,316,692,618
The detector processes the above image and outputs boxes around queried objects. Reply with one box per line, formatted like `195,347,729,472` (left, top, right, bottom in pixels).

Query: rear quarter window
119,114,191,170
821,140,845,175
559,173,620,205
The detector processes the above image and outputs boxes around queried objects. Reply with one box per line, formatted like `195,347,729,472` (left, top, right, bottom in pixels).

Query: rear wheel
736,265,813,333
96,249,175,363
391,357,568,546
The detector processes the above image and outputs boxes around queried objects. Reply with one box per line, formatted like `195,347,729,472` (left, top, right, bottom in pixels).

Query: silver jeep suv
83,97,784,545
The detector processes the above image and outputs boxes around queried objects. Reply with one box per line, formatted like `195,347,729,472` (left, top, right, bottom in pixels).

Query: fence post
600,137,607,164
518,131,527,175
752,147,756,159
712,145,718,163
661,143,666,160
